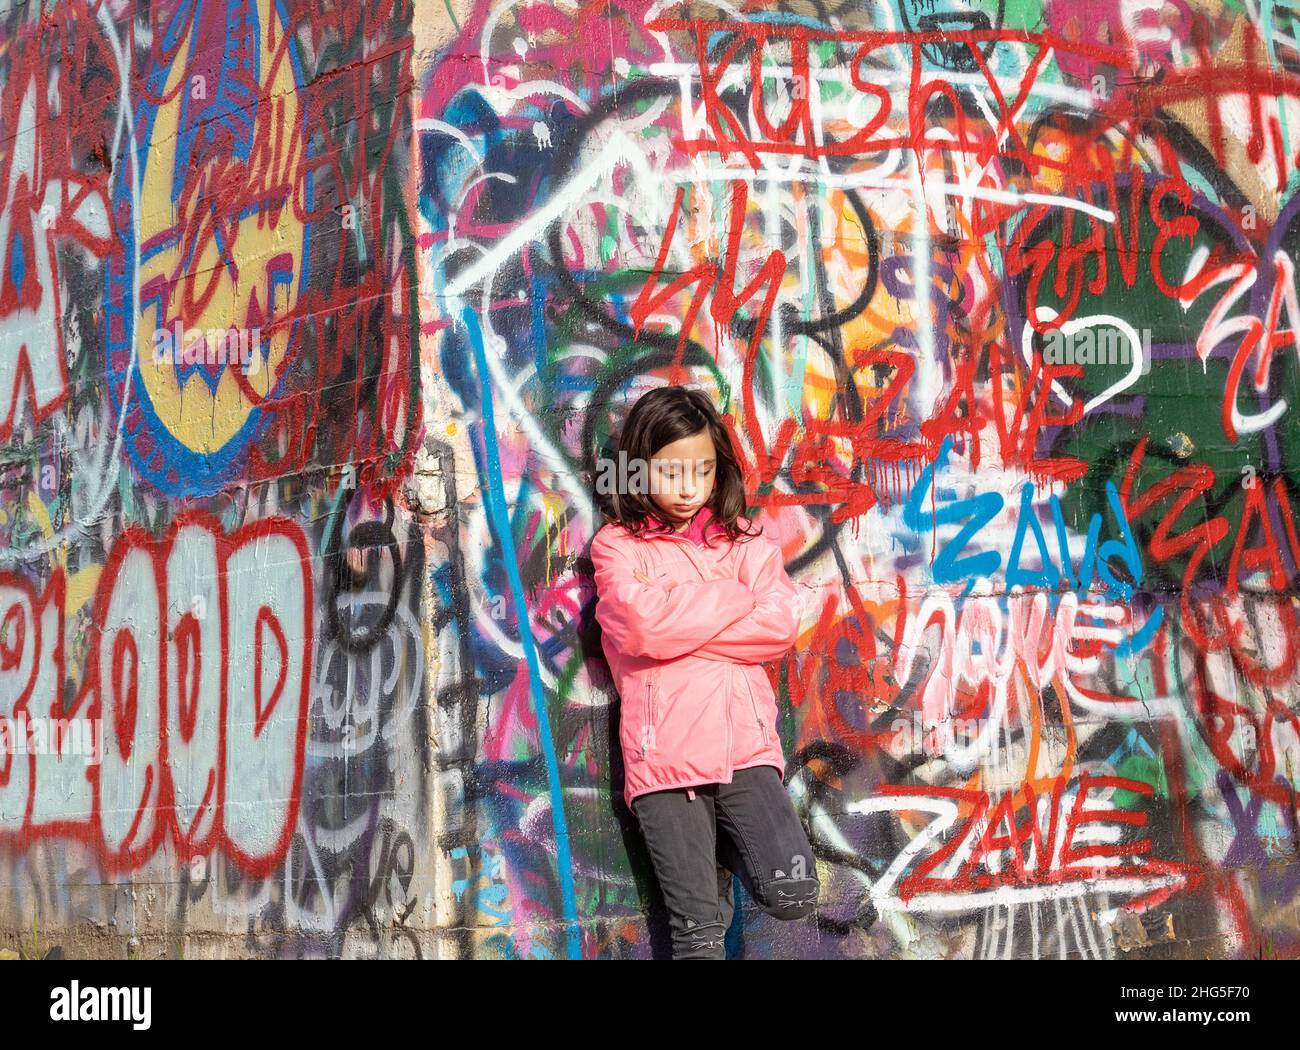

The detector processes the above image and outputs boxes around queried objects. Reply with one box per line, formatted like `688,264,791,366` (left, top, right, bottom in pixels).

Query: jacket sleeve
690,534,801,664
590,526,757,661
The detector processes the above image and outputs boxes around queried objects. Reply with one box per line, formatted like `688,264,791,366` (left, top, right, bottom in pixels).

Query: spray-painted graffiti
0,514,312,874
4,0,1300,959
104,0,312,496
0,1,113,442
0,0,437,960
415,0,1300,960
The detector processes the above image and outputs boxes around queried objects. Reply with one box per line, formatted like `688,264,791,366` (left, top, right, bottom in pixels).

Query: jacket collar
644,504,719,543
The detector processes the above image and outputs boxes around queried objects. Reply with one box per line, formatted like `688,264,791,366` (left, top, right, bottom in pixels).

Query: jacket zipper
725,664,733,781
651,527,732,774
743,667,769,746
641,679,655,757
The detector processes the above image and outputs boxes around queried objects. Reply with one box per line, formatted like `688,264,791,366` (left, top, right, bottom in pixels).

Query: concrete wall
0,0,1297,958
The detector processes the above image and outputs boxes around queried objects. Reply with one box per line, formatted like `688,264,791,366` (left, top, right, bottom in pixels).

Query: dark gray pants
631,764,820,959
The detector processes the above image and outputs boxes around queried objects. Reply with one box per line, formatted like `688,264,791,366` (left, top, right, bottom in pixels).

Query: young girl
589,385,820,959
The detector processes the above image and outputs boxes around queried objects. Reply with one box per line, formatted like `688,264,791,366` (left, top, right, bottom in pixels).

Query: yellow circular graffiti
119,0,307,492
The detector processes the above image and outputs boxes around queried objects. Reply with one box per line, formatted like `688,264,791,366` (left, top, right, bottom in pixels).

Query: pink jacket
590,509,803,809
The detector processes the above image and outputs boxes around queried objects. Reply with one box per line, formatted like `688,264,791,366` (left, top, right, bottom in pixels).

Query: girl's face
649,427,716,527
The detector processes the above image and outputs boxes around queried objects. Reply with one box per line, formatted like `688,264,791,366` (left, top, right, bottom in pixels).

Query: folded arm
689,536,802,664
590,527,756,661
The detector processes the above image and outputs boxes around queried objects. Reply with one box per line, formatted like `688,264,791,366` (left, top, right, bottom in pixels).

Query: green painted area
1020,185,1300,588
1113,753,1170,808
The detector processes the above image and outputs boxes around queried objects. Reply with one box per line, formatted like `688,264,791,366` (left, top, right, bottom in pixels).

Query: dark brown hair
601,386,761,545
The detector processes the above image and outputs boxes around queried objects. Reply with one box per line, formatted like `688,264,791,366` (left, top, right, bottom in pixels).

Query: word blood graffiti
0,514,312,875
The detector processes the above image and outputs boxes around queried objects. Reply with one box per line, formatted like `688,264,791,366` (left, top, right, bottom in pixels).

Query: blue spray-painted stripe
462,305,581,958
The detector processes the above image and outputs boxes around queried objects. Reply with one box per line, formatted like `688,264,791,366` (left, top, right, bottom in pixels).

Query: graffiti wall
2,0,1299,958
0,0,432,958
